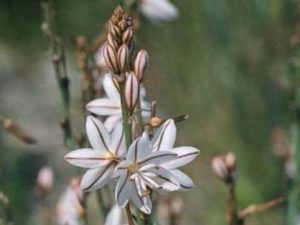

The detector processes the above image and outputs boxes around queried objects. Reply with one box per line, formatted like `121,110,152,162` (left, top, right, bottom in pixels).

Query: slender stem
41,0,74,149
125,204,135,225
226,183,239,225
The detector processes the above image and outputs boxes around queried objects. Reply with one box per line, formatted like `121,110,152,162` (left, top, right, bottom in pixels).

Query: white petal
64,148,110,168
86,98,121,116
146,166,179,191
103,74,120,101
111,123,126,157
86,116,112,154
170,169,195,191
130,179,152,215
151,119,176,152
138,151,177,167
162,146,200,169
127,135,151,163
81,164,114,192
139,0,179,23
115,170,133,207
104,115,122,133
104,204,122,225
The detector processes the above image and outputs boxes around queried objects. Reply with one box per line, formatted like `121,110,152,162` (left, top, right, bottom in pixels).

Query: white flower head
65,116,126,192
139,0,179,24
115,133,179,214
86,73,150,132
150,119,200,191
56,178,85,225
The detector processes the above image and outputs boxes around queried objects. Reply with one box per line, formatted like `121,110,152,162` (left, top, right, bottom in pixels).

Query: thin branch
239,197,284,219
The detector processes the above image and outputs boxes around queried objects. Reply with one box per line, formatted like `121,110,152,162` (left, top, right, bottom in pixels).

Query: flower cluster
64,6,199,215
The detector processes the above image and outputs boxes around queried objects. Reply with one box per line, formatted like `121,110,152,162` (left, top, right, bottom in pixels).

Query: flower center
128,163,139,173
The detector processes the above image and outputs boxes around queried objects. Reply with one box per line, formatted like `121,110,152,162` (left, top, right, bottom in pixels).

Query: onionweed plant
64,6,200,225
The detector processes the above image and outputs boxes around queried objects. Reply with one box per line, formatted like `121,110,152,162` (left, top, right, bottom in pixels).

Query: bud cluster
103,6,149,111
211,152,237,184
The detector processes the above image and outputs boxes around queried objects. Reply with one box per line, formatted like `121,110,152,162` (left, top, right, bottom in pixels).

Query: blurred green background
0,0,297,224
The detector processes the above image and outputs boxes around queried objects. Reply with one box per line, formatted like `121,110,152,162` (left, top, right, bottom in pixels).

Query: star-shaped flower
150,119,200,191
64,116,125,192
86,74,150,132
114,133,179,214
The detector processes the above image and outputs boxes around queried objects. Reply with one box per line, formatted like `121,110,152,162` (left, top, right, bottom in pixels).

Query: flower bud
212,153,237,184
134,50,149,82
109,23,121,38
225,152,236,171
122,27,133,44
211,157,229,181
107,33,118,49
125,73,139,110
37,166,54,195
103,43,119,72
118,44,130,72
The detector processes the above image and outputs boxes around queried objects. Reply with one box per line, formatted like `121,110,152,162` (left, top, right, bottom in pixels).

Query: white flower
56,178,85,225
104,204,123,225
64,116,126,192
86,74,150,132
115,133,179,214
150,119,200,191
139,0,179,24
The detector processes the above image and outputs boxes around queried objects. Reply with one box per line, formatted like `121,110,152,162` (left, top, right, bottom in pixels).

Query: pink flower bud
118,44,129,72
125,73,139,110
211,157,228,181
37,166,54,192
134,50,149,82
103,43,119,72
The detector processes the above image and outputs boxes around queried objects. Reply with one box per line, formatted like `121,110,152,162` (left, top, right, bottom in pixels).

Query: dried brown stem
239,197,284,219
0,116,37,144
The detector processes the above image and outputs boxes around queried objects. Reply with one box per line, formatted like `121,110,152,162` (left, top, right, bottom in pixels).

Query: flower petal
81,164,114,192
139,0,179,23
170,169,195,191
111,123,126,157
138,151,178,167
104,115,122,133
103,74,120,101
146,166,180,191
104,204,122,225
86,116,112,154
127,135,151,163
151,119,176,152
162,146,200,169
64,148,110,168
130,178,152,215
86,98,121,116
115,170,133,207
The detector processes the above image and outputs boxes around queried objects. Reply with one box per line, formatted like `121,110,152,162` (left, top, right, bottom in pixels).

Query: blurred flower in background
138,0,179,23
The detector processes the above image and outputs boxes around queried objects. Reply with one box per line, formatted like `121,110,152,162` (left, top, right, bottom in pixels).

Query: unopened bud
118,20,127,31
125,73,139,110
118,44,130,72
103,43,119,73
225,152,236,171
109,23,121,38
107,33,119,49
212,157,229,181
134,50,149,82
37,166,54,195
122,28,133,44
212,153,237,184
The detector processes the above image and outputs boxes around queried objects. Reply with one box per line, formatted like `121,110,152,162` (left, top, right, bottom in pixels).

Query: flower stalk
41,0,74,148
